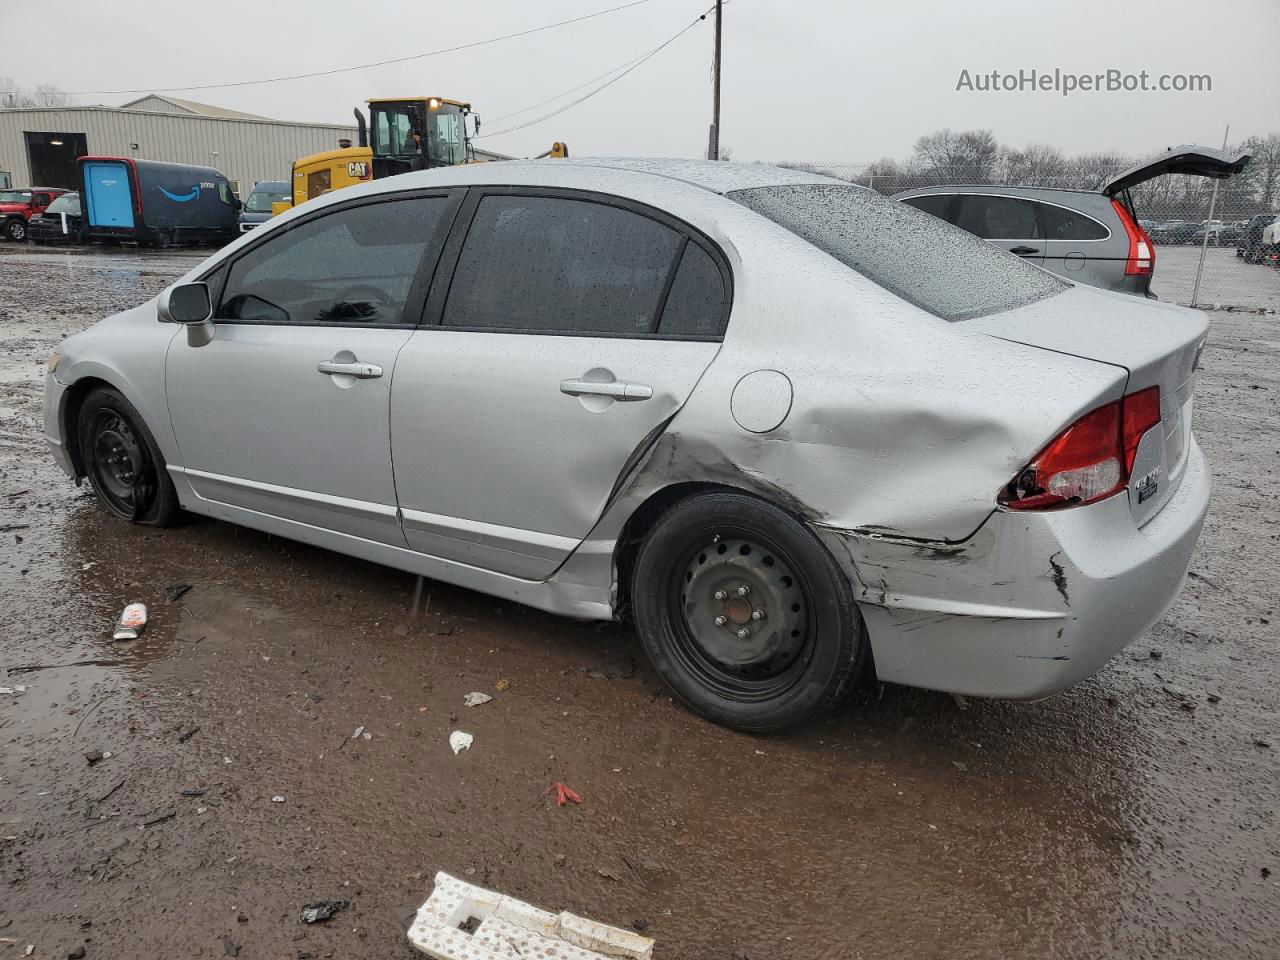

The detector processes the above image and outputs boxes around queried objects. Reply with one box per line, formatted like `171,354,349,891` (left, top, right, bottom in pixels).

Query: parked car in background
28,191,83,245
44,158,1210,731
895,183,1155,296
0,186,69,242
1262,217,1280,267
895,145,1249,297
1187,220,1240,246
78,156,241,247
238,180,290,232
1149,220,1197,244
1237,213,1278,262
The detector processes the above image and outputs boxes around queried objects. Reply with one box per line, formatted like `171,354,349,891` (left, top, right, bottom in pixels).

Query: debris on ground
598,866,625,882
463,692,493,707
141,809,176,827
545,782,583,806
67,945,86,959
222,937,240,956
449,731,473,754
7,659,122,675
952,694,969,711
1256,738,1273,749
1162,684,1196,701
165,583,193,603
112,603,147,641
177,726,200,743
84,750,104,765
94,779,126,804
408,871,654,959
300,900,349,924
0,686,27,695
271,795,286,803
494,678,510,692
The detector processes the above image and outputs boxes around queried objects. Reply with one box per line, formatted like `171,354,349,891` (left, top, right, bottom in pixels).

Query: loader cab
368,98,472,176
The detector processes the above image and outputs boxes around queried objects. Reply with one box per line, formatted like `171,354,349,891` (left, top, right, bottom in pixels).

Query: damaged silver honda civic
43,158,1210,731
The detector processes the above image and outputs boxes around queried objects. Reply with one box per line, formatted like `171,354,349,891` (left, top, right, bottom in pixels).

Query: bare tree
1240,133,1280,212
999,143,1069,186
0,79,71,108
913,128,999,182
32,83,70,107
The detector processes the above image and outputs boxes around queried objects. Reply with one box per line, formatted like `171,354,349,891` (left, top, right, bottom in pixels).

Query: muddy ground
0,244,1277,960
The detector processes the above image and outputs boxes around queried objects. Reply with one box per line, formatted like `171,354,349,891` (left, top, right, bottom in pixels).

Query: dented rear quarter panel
591,192,1126,549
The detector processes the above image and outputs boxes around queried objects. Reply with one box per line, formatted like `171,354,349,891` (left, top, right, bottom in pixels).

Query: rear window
729,184,1067,322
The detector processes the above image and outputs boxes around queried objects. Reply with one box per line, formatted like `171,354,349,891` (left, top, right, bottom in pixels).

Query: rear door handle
560,378,652,401
1009,245,1040,256
318,360,383,379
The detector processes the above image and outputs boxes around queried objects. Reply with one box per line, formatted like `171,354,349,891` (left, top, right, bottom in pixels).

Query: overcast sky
4,0,1276,161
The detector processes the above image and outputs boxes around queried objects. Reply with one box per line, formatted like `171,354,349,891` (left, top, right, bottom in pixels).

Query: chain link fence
772,160,1280,312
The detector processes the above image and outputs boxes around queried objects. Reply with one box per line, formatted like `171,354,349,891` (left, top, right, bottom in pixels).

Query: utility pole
709,0,722,160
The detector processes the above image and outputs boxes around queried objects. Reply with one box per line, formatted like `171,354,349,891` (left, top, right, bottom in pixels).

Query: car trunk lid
1102,144,1251,197
965,285,1208,526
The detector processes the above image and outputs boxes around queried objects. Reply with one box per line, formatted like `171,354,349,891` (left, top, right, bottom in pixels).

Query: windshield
729,183,1068,322
0,190,32,204
371,101,467,167
244,183,289,213
46,194,80,215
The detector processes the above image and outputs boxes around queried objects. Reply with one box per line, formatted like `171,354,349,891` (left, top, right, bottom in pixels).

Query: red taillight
1112,198,1154,277
1000,387,1162,511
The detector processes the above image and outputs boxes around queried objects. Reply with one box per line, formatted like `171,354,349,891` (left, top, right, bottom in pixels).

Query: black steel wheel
78,387,182,526
633,490,870,731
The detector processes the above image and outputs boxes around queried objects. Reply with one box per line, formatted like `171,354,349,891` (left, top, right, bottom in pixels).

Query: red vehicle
0,187,70,242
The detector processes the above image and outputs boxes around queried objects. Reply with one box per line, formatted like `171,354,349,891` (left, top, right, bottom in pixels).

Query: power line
482,51,653,127
478,4,713,140
65,0,657,96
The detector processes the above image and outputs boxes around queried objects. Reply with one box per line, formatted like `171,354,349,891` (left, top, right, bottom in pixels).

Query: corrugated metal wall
0,106,357,193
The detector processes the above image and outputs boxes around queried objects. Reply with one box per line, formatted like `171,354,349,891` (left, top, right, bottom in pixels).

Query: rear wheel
632,491,870,731
78,387,182,526
5,218,27,242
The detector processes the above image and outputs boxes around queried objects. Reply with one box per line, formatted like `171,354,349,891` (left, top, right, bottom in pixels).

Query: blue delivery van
78,156,241,247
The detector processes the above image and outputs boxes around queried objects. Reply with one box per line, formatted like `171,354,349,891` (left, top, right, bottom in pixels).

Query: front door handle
318,360,383,379
560,378,652,401
1009,245,1040,256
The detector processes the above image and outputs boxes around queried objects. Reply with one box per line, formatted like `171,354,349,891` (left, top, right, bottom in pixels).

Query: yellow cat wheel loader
272,98,567,215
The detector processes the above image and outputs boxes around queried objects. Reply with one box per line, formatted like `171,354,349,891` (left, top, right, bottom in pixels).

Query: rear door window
218,195,453,326
730,183,1066,322
901,193,956,221
657,241,728,338
442,194,686,337
955,195,1041,240
1040,204,1109,240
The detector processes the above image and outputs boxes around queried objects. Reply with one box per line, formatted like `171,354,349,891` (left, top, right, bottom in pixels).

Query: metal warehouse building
0,95,358,196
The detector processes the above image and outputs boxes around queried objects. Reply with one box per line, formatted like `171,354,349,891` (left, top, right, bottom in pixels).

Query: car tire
78,387,183,527
631,490,870,732
4,218,27,242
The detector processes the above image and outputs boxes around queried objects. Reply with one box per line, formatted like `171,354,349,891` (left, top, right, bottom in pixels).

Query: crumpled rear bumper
816,438,1211,699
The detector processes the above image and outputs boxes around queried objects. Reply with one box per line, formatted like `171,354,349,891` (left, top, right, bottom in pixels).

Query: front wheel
4,218,27,242
631,491,870,732
78,387,183,526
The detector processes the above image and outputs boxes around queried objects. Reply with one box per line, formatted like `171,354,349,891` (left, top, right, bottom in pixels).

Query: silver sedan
43,159,1210,731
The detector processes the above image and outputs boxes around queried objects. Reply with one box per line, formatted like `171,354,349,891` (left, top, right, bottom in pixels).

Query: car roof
539,158,845,194
377,157,845,196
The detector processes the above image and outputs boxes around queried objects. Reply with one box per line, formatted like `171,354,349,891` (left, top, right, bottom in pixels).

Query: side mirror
158,282,215,347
